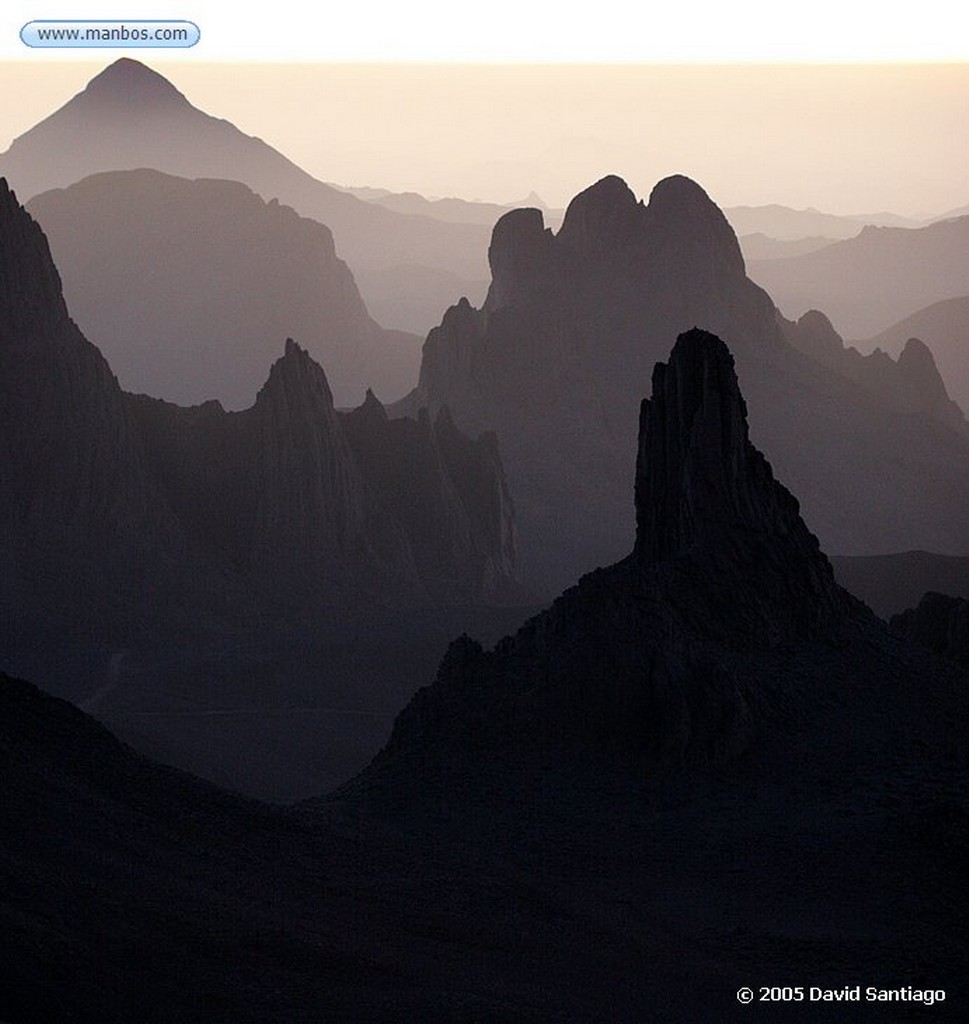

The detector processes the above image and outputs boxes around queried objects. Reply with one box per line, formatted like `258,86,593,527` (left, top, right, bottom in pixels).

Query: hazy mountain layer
724,203,921,240
5,331,966,1021
858,296,969,416
782,310,967,436
748,215,969,337
27,170,422,409
0,179,517,652
737,232,836,261
399,174,969,593
0,58,490,335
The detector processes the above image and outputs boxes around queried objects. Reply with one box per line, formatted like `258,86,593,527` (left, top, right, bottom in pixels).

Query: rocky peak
486,207,556,310
257,338,336,416
896,337,952,407
76,58,190,114
792,309,845,361
634,328,852,639
642,175,746,282
359,387,388,420
556,174,643,256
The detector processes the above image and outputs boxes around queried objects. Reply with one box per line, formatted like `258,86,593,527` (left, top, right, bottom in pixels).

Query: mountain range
748,215,969,338
0,178,517,648
26,169,422,409
858,296,969,416
399,173,969,593
0,58,491,336
4,327,966,1021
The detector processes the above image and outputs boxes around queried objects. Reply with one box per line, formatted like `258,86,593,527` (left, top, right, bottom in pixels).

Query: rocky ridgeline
371,330,869,778
403,174,969,595
0,182,517,643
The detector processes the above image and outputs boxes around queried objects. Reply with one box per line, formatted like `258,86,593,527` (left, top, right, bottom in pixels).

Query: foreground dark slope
4,333,968,1021
0,177,524,799
402,175,969,593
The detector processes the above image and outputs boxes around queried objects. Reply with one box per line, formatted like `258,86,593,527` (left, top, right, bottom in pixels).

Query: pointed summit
635,329,808,561
78,58,189,111
258,338,336,415
634,328,854,639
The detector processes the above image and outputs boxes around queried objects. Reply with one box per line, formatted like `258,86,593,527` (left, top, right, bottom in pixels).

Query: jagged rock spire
633,328,856,639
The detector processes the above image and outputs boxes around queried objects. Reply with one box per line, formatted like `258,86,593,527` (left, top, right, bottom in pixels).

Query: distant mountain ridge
723,203,923,240
0,58,491,335
0,179,518,650
858,296,969,416
398,174,969,593
748,215,969,337
782,309,968,436
27,169,422,409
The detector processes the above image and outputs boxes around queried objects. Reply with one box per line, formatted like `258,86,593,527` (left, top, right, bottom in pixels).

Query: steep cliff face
403,174,969,594
632,330,856,643
240,340,378,589
342,393,517,602
0,180,191,640
1,182,518,650
371,331,868,777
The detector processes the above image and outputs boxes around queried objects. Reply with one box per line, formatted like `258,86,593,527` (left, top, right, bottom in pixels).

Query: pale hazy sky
1,60,967,218
4,2,968,214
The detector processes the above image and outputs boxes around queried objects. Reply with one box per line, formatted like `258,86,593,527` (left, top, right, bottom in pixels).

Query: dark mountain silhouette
373,331,868,775
783,309,967,436
859,296,969,416
748,215,969,337
5,331,967,1021
27,169,422,409
0,178,198,646
831,551,969,619
0,179,517,647
891,592,969,668
399,174,969,593
1,176,522,801
0,58,490,335
350,331,969,1010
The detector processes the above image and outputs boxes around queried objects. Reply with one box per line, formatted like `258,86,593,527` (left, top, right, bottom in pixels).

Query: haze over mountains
5,329,966,1021
27,169,422,409
748,214,969,338
402,173,969,592
0,177,519,619
3,55,969,1019
0,58,491,335
859,296,969,416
